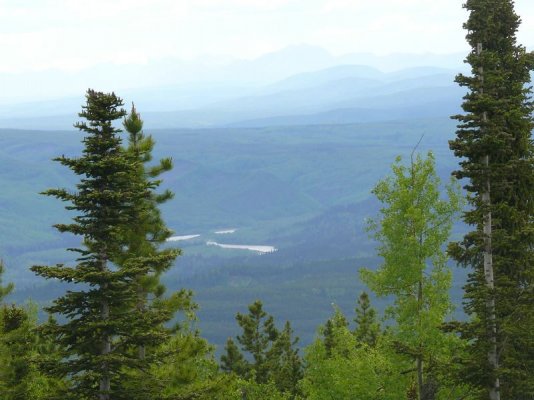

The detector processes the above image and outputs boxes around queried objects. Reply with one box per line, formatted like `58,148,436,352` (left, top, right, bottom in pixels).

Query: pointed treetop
0,261,13,302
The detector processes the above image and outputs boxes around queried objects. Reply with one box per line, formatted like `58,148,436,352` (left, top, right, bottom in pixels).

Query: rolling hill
1,116,466,349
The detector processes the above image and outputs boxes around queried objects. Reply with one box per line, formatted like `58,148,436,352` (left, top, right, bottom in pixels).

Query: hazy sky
1,0,534,73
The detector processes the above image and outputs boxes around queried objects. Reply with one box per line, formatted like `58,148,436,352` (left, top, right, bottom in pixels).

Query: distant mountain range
0,57,466,130
0,44,468,104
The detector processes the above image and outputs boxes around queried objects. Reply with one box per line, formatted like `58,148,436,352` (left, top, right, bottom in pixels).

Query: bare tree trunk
417,279,424,400
482,156,500,400
478,42,500,400
100,257,111,400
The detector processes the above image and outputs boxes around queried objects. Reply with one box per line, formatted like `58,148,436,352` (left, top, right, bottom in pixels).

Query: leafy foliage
302,308,408,400
0,304,66,399
361,152,463,398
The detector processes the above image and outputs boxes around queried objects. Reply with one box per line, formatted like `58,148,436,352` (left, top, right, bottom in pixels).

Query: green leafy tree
0,304,66,399
449,1,534,398
361,152,462,400
226,378,292,400
302,309,408,400
31,90,175,399
131,309,231,400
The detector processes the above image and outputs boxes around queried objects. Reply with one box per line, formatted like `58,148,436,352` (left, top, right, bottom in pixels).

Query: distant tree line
0,0,533,399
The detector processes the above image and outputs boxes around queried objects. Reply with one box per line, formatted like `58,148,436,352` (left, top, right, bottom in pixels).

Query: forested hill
0,60,467,350
1,116,465,349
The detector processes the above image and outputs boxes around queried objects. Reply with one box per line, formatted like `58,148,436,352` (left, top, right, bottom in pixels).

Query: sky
1,0,534,74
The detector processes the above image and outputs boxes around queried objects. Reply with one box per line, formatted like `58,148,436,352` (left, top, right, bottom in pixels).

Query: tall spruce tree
31,90,175,400
449,1,534,398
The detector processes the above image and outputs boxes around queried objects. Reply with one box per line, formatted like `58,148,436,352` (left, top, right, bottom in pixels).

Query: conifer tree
353,291,380,347
31,90,173,399
322,307,349,358
221,338,248,376
234,300,279,384
118,104,181,366
267,321,303,397
121,103,174,255
124,307,231,400
221,301,302,397
449,1,534,398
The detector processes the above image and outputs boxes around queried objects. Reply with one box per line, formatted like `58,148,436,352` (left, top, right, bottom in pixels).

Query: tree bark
478,42,500,400
417,280,424,400
482,156,500,400
100,256,111,400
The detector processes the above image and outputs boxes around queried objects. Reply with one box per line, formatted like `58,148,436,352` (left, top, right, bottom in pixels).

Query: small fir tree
267,321,304,397
234,300,279,383
221,300,302,398
117,104,181,375
353,291,380,347
221,338,248,377
322,307,349,358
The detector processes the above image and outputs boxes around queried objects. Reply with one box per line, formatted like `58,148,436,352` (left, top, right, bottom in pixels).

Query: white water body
206,241,276,254
167,234,201,242
214,229,237,234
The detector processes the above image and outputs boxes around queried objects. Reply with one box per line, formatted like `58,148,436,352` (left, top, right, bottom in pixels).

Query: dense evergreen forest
1,1,533,399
